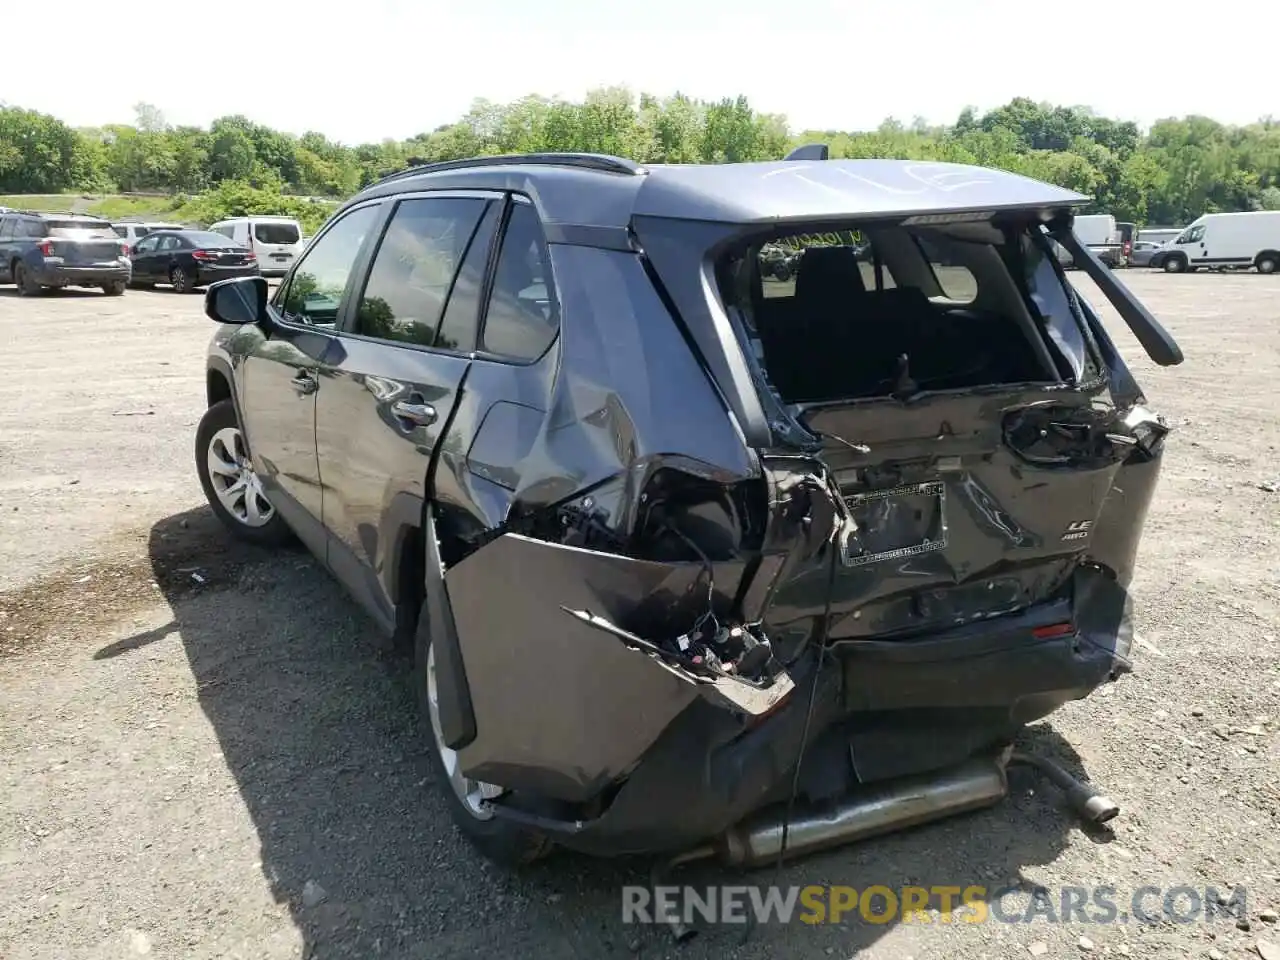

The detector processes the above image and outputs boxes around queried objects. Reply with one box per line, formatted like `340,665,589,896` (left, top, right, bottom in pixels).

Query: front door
236,201,385,556
315,192,502,627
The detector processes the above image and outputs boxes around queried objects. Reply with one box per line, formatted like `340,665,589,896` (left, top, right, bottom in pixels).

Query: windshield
254,222,300,245
46,221,118,240
717,219,1101,406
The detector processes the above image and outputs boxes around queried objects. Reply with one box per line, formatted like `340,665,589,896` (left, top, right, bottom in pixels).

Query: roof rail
784,143,830,161
372,152,646,187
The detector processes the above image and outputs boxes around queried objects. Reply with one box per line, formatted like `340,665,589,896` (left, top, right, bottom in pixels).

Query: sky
4,1,1271,144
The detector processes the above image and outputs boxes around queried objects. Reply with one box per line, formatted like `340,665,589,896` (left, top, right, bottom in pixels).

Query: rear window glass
254,222,300,244
186,231,243,247
719,221,1097,406
45,220,118,239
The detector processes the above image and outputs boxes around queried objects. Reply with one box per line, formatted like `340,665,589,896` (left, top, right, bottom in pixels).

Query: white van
207,216,305,277
1154,211,1280,274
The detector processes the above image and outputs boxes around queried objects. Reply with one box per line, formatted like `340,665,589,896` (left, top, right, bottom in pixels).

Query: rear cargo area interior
723,225,1064,404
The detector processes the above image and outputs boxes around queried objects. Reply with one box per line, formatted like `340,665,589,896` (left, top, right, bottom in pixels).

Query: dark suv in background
0,212,131,295
195,150,1182,870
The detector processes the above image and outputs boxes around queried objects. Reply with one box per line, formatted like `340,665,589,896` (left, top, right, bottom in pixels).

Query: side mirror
205,276,268,326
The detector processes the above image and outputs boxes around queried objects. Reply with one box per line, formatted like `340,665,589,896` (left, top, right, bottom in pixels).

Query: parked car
0,211,130,295
206,216,304,277
1149,211,1280,274
196,150,1182,876
110,220,186,248
1127,239,1165,268
129,230,260,293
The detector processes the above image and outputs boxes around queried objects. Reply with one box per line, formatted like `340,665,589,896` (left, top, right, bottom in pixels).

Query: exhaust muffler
716,753,1009,869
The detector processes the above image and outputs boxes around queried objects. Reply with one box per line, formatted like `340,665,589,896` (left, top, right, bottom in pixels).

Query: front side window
0,218,13,240
353,197,490,348
277,205,380,327
1178,225,1204,244
480,201,560,361
134,236,159,254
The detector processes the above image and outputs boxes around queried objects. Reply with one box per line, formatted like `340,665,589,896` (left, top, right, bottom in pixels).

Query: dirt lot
1,274,1278,960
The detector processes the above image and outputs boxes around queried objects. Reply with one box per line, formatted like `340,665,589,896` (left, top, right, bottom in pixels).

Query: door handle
390,399,437,426
291,371,318,395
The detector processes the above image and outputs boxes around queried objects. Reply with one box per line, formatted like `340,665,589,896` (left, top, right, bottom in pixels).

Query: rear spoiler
784,144,830,161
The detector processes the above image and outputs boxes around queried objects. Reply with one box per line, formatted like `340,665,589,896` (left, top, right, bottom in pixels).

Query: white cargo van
1152,211,1280,274
207,216,304,277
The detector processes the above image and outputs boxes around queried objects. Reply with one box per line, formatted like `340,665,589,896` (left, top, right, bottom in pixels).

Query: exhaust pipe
715,754,1009,869
1008,750,1120,824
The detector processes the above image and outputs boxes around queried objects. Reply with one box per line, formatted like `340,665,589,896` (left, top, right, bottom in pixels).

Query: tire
194,399,293,547
415,607,554,867
102,281,126,296
1256,254,1278,275
14,262,42,296
1163,256,1186,274
170,266,195,294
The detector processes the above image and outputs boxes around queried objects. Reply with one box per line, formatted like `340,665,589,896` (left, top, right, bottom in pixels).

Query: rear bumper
33,263,130,286
195,265,261,285
257,259,293,277
493,565,1132,857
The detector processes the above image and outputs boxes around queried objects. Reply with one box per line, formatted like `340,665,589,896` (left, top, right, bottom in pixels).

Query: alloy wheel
205,426,275,527
426,641,503,819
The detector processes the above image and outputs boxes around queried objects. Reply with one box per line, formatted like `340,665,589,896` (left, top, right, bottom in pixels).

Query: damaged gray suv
196,147,1183,874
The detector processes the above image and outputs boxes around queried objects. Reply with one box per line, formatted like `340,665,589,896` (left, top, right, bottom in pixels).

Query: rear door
43,220,124,266
251,219,303,272
313,191,500,628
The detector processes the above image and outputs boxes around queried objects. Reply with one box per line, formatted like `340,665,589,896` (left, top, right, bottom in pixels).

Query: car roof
347,153,1090,232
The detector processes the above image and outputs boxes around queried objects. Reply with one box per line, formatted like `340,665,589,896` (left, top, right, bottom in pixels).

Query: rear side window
353,197,489,348
480,202,559,361
255,222,300,245
112,225,129,238
278,205,380,327
913,235,978,303
0,219,13,239
17,220,46,238
435,202,502,352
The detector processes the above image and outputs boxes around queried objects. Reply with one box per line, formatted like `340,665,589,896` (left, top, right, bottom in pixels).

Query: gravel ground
1,274,1278,960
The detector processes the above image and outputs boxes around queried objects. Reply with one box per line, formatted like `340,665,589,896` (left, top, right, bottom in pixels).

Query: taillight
243,252,257,261
37,240,54,257
191,249,218,261
121,244,130,256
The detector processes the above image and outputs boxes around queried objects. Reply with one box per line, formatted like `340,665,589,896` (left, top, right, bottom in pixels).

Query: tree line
3,90,1278,227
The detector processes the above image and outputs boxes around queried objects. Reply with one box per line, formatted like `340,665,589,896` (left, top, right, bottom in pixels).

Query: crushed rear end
427,157,1182,862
